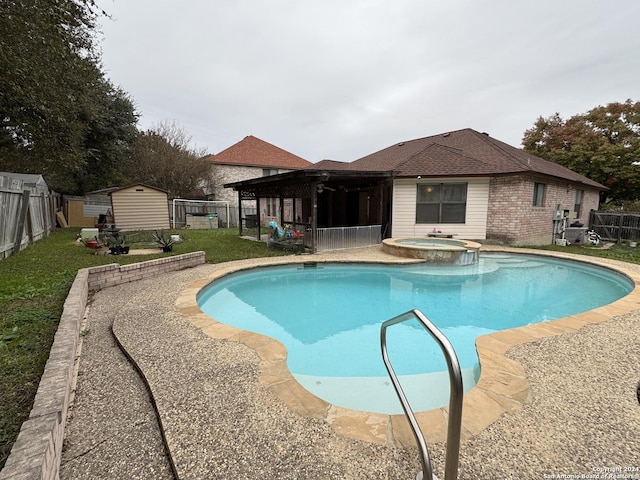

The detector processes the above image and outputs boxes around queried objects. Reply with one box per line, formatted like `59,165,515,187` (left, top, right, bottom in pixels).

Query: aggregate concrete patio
60,246,640,479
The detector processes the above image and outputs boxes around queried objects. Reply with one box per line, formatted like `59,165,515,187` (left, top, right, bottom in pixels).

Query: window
263,168,278,176
533,183,546,207
416,183,467,224
266,198,277,216
574,190,583,217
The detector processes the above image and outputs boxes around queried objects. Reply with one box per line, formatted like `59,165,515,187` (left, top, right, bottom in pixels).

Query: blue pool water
197,254,632,413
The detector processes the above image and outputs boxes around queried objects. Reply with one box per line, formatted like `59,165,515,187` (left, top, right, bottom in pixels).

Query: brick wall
87,251,205,291
212,164,265,204
487,175,601,245
0,252,206,480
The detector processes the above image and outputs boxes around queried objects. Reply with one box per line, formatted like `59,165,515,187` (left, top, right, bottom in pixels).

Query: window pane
574,190,583,216
533,183,545,206
442,204,466,223
417,184,440,202
416,204,439,223
442,184,467,202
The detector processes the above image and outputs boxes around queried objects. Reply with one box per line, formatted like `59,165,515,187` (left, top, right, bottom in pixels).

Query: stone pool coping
382,237,482,263
175,246,640,448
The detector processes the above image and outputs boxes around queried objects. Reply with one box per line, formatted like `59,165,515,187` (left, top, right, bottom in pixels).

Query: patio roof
224,168,392,199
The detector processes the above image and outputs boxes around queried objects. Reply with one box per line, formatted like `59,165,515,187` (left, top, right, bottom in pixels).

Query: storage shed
109,184,170,231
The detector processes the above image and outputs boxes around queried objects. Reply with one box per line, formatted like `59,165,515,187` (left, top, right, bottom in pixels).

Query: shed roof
208,135,311,169
108,183,169,195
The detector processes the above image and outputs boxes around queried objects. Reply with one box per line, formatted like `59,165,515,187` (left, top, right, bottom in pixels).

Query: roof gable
109,183,169,195
307,159,353,170
209,135,311,169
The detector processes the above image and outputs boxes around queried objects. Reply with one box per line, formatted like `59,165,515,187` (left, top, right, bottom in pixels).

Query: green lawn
0,227,287,469
1,229,639,470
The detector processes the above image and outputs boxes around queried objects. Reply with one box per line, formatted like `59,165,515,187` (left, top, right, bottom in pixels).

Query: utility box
565,227,588,244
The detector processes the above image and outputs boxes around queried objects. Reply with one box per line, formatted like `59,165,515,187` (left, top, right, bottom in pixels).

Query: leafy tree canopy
0,0,138,194
522,100,640,204
126,121,213,199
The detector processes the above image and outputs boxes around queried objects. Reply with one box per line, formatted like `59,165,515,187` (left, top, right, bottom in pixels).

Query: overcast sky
96,0,640,162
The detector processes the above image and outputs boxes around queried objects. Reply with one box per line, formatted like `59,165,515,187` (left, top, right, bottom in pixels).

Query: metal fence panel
316,225,382,251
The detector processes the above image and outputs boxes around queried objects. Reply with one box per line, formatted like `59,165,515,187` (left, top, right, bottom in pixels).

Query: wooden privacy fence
0,184,59,260
589,210,640,243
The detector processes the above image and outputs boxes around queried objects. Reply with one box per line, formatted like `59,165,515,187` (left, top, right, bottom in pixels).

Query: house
109,184,170,231
0,172,50,194
206,135,311,224
225,128,605,249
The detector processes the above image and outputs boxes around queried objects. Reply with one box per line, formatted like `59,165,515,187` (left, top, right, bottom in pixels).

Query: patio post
256,196,261,241
311,182,318,253
237,190,243,236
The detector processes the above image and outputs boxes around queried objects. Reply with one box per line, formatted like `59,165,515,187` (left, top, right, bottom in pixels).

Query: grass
1,229,639,470
0,227,287,469
522,240,640,264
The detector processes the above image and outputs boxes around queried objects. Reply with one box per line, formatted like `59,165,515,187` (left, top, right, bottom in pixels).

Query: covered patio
225,168,392,252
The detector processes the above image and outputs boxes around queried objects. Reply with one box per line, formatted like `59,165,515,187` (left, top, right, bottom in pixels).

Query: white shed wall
111,185,170,231
391,177,489,239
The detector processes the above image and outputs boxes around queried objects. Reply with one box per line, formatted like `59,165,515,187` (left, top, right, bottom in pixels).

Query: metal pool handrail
380,309,464,480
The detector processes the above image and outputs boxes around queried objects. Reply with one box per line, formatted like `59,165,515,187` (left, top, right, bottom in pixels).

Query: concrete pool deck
60,246,640,479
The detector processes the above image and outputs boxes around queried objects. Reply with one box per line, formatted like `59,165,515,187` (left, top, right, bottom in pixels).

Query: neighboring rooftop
208,135,312,169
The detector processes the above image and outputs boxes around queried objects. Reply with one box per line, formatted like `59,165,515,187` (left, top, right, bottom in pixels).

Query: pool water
197,254,632,414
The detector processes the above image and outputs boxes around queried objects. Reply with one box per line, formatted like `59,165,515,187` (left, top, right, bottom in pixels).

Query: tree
73,85,139,193
522,100,640,204
126,121,213,199
0,0,139,194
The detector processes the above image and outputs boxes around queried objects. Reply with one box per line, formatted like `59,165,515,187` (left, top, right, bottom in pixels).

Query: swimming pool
197,254,633,414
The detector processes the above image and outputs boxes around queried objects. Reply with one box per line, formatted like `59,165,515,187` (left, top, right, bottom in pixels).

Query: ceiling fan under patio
316,183,336,193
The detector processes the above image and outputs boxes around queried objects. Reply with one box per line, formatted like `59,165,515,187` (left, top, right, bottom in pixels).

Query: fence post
13,190,31,255
617,213,623,244
41,192,50,237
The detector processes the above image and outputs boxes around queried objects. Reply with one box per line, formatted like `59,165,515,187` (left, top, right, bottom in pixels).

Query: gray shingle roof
347,128,604,188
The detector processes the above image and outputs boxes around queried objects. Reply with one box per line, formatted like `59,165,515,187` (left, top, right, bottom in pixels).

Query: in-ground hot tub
382,237,482,265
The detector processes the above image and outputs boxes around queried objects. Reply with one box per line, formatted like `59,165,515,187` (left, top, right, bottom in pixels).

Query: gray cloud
97,0,640,161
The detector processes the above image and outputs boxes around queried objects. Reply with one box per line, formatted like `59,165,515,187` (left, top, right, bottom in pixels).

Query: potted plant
104,233,129,254
105,235,120,255
153,230,175,252
117,235,129,254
